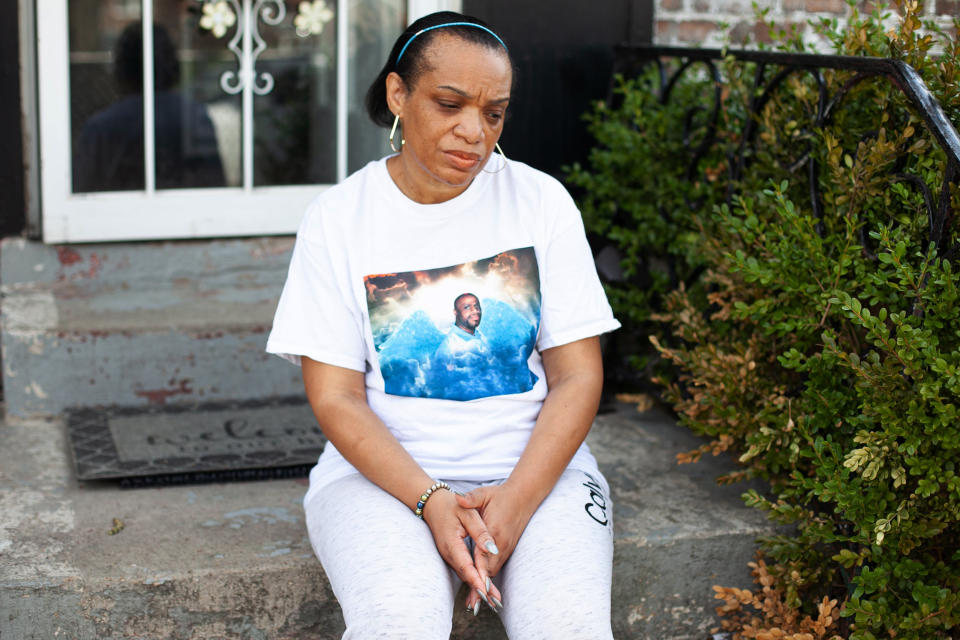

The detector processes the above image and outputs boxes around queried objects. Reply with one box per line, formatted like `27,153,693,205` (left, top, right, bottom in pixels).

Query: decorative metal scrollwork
218,0,286,96
196,0,334,97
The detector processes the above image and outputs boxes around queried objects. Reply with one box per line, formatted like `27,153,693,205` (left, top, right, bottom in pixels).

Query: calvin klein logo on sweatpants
582,473,609,526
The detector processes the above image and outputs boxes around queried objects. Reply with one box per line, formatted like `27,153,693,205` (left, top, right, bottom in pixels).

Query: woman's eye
487,112,504,122
438,102,459,110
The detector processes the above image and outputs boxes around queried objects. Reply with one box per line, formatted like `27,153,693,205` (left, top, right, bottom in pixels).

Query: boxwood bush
569,2,960,638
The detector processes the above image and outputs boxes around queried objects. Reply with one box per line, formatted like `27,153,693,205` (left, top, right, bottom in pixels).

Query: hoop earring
389,115,404,152
483,143,507,174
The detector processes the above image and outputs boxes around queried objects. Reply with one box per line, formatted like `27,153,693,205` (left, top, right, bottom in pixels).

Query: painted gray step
0,403,775,639
1,237,300,418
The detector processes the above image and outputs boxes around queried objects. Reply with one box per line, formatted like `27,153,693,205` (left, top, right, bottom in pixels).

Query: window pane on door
153,2,236,189
348,0,404,174
65,0,412,197
69,0,233,192
69,0,145,193
254,0,338,186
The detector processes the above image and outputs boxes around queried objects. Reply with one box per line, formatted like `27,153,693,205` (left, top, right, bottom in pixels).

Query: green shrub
570,1,960,638
566,61,729,384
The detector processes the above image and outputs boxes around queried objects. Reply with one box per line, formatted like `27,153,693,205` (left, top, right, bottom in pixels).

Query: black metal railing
611,45,960,260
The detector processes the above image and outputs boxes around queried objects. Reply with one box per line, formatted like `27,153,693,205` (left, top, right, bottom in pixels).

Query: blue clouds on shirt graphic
376,298,538,401
364,247,542,402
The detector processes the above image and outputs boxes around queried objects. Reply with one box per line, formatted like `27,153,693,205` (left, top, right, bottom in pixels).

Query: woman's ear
385,71,407,119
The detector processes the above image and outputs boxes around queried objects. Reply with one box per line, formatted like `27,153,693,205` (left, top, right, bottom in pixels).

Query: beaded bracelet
415,481,450,519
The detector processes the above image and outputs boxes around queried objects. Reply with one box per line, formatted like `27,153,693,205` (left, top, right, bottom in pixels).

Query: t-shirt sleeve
536,179,621,351
265,208,367,371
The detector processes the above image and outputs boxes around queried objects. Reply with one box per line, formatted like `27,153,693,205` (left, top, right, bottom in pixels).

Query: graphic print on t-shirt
364,247,541,401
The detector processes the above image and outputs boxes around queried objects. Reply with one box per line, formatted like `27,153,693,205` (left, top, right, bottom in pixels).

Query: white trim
241,0,254,191
142,6,156,194
37,0,72,243
41,186,327,243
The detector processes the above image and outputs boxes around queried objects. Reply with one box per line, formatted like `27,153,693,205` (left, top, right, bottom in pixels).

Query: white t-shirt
266,157,620,506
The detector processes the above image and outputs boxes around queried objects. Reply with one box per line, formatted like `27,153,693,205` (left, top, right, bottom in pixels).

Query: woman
267,11,620,639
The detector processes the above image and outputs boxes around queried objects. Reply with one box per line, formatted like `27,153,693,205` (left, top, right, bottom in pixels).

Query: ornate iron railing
611,45,960,260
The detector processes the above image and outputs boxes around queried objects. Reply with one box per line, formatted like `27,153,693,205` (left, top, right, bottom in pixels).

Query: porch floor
0,401,774,639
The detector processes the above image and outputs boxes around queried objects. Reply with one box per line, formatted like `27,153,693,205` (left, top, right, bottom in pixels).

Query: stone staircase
0,237,301,419
1,236,775,638
0,402,774,640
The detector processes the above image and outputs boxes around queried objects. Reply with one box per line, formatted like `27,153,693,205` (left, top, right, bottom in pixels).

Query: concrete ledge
0,237,300,418
0,403,775,639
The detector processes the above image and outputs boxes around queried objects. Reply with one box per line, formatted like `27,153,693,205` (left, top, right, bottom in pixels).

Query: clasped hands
421,482,535,616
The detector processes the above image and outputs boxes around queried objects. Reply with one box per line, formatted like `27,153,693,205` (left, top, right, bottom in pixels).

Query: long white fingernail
491,596,503,610
473,600,480,616
485,577,491,592
485,541,499,555
476,588,490,606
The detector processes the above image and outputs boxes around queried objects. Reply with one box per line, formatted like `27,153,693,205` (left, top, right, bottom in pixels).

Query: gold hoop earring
483,143,507,174
389,115,405,152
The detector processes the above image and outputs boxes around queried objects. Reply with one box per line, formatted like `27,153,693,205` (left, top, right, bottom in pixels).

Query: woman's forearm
302,357,434,511
302,357,503,602
503,337,604,512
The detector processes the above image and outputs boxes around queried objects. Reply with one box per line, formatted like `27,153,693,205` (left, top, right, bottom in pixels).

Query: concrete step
0,402,775,639
0,237,300,419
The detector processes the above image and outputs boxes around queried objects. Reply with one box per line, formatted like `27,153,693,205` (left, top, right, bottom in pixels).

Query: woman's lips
445,150,481,170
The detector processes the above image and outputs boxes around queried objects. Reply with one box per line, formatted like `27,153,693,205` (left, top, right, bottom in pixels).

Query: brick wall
655,0,958,49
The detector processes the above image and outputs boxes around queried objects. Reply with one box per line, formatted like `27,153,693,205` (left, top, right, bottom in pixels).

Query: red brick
656,20,677,41
674,19,721,43
936,0,960,15
750,20,804,44
753,20,774,44
860,0,901,14
660,0,683,12
693,0,712,12
806,0,847,13
783,0,805,10
729,20,754,44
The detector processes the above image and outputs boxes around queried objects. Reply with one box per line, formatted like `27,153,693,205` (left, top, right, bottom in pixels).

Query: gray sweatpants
304,468,615,639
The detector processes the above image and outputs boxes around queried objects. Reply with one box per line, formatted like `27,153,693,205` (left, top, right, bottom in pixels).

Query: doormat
66,396,324,487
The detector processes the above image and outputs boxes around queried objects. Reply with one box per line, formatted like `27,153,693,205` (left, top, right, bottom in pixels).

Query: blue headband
396,22,508,64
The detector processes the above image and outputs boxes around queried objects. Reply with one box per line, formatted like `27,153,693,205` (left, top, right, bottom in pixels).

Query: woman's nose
455,110,483,143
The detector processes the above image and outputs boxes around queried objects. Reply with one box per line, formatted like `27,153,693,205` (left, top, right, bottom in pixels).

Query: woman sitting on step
266,11,620,638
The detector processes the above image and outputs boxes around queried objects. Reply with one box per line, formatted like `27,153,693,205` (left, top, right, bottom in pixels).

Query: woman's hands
421,489,504,615
302,358,504,613
456,482,538,613
301,335,604,617
457,337,605,614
